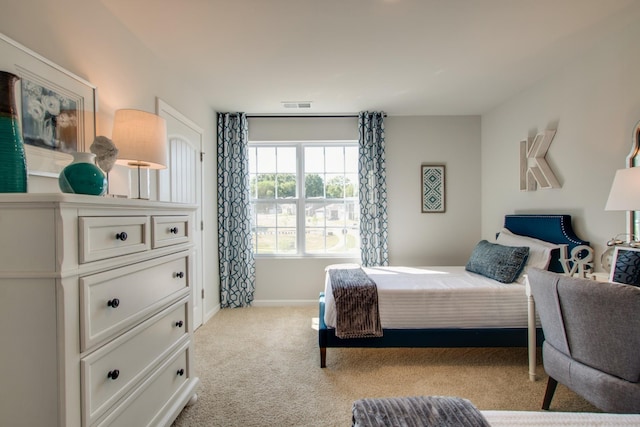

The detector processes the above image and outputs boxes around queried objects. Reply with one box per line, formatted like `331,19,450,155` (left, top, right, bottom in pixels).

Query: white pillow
496,228,559,282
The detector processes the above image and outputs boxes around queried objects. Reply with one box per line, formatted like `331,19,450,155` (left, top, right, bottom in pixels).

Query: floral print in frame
21,79,78,153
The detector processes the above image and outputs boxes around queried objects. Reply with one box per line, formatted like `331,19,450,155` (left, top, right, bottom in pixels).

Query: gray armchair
527,268,640,413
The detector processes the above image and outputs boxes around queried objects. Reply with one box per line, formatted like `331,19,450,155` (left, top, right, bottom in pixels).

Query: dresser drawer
152,215,191,249
82,300,188,426
94,343,191,427
80,253,189,351
79,216,150,263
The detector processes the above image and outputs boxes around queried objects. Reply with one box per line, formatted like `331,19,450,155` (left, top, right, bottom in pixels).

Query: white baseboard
251,299,316,307
203,304,220,324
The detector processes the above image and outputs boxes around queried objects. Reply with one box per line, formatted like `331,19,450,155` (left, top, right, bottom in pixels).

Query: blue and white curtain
217,112,255,307
358,111,389,267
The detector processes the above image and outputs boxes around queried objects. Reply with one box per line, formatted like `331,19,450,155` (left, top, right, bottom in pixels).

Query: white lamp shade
605,167,640,211
113,109,168,169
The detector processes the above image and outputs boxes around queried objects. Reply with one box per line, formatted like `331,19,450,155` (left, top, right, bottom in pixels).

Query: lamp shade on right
605,167,640,211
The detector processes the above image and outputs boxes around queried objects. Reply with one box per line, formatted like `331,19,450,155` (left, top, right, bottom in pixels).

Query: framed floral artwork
0,32,96,177
421,164,445,213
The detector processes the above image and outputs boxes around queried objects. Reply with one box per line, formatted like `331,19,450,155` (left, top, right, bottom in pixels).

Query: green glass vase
58,152,107,196
0,71,27,193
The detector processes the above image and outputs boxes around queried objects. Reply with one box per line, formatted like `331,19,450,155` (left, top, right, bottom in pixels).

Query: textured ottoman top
352,396,491,427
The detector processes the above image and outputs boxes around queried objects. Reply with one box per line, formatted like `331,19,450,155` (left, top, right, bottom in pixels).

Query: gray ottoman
352,396,491,427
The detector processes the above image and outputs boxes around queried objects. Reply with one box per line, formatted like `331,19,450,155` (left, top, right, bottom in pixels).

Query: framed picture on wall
421,164,445,213
609,246,640,287
0,32,96,177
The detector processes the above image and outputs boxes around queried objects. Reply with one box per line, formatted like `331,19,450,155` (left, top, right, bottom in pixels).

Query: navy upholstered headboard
503,214,590,273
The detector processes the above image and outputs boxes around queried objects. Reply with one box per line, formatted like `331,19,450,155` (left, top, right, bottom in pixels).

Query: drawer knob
107,369,120,380
107,298,120,308
169,227,179,234
175,320,184,328
115,232,128,241
177,368,185,376
175,272,184,279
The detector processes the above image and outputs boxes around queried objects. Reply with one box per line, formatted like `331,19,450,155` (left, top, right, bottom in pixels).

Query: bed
318,214,591,368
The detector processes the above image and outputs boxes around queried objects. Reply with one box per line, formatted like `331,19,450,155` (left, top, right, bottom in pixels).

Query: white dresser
0,194,199,427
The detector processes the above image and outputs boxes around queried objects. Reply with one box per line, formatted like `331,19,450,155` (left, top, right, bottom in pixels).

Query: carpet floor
172,306,597,426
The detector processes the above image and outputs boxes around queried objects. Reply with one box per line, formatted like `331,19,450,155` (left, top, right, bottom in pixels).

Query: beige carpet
172,306,597,427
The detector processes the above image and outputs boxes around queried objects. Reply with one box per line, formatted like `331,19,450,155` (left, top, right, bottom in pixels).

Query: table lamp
112,109,167,199
602,167,640,270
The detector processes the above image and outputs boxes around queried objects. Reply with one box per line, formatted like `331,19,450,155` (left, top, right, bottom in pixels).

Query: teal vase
59,152,107,196
0,71,27,192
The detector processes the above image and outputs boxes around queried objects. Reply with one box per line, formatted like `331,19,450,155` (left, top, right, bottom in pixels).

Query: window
248,141,360,256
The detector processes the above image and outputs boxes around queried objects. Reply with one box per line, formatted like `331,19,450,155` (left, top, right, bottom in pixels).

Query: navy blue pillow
465,240,530,283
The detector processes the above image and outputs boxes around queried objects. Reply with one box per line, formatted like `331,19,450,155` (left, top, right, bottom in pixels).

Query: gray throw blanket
352,396,491,427
329,266,383,339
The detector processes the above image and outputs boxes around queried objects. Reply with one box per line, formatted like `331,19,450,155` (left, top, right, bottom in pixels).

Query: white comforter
482,411,640,426
324,266,531,329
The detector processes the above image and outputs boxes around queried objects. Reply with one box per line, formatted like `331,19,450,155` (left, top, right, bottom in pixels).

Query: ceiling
101,0,640,116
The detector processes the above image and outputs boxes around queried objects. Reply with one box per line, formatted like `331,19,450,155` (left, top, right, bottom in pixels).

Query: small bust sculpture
90,135,119,174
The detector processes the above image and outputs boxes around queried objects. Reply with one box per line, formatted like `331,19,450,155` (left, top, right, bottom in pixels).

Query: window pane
305,173,325,198
276,173,296,198
325,146,344,172
305,147,324,173
256,146,276,173
327,227,359,253
325,174,345,199
249,175,257,199
250,141,359,256
277,229,297,253
277,203,296,226
305,201,327,227
305,228,326,253
345,173,358,198
255,228,276,253
277,147,296,173
345,146,358,173
255,202,276,226
248,146,257,173
257,175,276,199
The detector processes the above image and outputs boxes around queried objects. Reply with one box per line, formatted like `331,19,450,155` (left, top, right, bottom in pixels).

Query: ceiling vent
281,101,312,109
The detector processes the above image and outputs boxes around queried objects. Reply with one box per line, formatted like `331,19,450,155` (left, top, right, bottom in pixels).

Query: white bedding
482,411,640,426
324,265,532,329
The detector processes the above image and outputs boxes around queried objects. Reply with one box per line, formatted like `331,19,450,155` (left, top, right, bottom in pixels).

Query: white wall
0,0,220,316
481,16,640,269
250,115,481,304
385,116,481,266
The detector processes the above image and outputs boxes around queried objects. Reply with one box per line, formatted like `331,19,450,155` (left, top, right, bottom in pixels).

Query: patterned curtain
358,111,389,267
217,112,255,307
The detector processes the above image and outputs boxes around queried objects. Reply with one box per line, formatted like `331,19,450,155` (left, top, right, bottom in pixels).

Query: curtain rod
246,113,387,119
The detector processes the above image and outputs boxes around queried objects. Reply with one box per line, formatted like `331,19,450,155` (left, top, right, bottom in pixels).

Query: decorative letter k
519,129,560,191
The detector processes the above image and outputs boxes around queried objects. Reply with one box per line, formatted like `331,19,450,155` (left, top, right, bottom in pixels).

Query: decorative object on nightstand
601,233,640,272
0,71,27,193
558,244,594,278
58,151,107,195
604,167,640,272
609,246,640,286
112,109,167,199
90,135,118,193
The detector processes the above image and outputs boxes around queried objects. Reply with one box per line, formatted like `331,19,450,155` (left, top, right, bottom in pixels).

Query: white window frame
249,139,359,258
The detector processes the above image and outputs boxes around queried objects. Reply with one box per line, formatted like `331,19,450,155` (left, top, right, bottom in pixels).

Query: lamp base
132,164,150,199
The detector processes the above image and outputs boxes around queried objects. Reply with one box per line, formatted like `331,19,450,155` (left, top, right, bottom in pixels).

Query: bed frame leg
320,347,326,368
